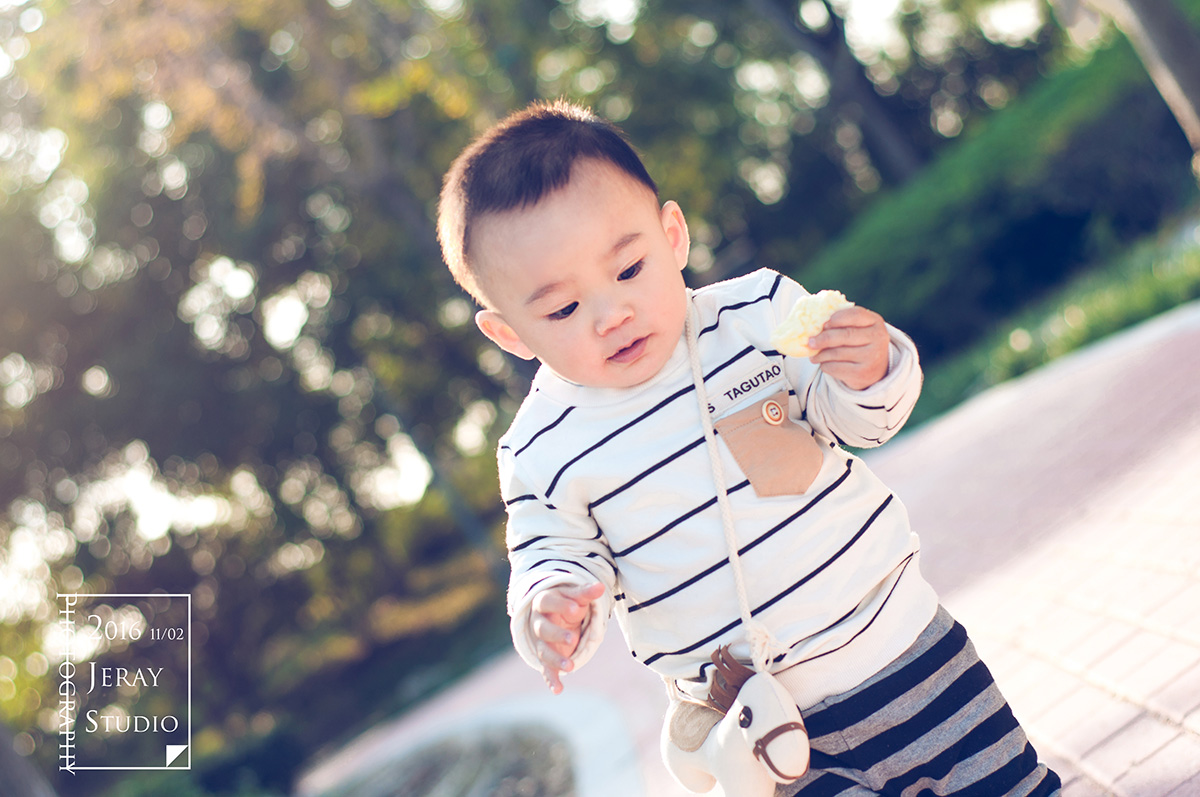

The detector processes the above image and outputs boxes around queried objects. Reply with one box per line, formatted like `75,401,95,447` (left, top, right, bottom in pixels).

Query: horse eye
739,707,753,728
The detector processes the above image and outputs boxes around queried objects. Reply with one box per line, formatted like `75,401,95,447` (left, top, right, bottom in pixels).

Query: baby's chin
552,357,666,390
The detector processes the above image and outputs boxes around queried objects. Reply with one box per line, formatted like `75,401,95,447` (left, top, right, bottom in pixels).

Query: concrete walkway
868,300,1200,796
296,300,1200,797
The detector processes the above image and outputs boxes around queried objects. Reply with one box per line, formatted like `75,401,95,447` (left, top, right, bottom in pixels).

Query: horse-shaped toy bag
662,646,810,795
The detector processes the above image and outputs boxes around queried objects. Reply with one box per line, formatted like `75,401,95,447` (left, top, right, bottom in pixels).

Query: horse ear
705,645,755,714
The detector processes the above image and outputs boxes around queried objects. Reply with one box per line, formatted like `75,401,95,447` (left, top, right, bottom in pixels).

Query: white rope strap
684,291,787,674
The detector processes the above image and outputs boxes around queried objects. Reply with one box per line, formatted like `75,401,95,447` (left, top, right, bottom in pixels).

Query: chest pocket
713,391,824,497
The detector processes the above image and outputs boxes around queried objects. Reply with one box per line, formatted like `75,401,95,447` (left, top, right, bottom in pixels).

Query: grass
911,209,1200,429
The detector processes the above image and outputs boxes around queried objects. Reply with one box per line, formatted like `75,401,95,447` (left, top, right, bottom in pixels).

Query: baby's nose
595,301,633,335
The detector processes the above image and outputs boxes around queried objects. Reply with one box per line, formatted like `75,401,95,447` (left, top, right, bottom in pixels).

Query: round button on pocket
761,399,785,426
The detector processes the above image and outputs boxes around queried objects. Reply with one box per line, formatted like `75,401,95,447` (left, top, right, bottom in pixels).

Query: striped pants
777,607,1061,796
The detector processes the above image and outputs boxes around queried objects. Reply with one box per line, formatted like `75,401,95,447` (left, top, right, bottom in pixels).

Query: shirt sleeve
767,271,923,449
499,447,617,673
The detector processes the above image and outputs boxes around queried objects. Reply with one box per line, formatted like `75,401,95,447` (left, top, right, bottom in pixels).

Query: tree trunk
746,0,926,185
1087,0,1200,178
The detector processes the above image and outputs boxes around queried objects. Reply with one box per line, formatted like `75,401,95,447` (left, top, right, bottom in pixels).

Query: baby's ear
475,310,536,360
660,200,690,271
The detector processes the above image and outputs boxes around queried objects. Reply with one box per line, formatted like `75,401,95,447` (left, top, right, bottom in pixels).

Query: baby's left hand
806,306,890,391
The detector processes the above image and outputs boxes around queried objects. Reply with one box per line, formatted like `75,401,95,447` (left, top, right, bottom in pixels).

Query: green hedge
794,36,1198,362
911,221,1200,428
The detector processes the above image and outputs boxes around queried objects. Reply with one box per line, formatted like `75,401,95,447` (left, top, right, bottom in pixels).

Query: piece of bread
769,290,854,358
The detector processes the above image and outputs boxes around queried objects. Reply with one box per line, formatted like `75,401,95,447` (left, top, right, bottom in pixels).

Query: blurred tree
1,1,522,790
623,0,1068,279
746,0,926,183
0,720,57,797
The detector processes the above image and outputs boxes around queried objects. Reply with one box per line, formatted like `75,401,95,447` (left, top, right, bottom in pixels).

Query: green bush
913,224,1200,427
97,729,299,797
794,36,1198,362
99,770,283,797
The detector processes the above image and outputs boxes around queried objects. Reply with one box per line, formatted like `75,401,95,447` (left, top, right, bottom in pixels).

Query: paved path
868,300,1200,796
296,300,1200,797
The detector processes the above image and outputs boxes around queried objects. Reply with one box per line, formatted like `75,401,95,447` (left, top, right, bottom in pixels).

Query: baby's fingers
537,645,573,694
532,614,578,657
812,346,889,390
569,581,607,604
809,309,885,351
533,583,604,625
825,305,882,330
542,666,565,694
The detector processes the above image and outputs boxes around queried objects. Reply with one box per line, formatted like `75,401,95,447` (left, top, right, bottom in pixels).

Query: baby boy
437,99,1060,796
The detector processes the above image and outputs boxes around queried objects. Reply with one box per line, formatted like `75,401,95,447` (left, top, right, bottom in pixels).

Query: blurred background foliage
0,0,1197,794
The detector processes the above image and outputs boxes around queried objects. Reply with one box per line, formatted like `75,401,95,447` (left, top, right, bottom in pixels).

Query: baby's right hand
530,582,606,694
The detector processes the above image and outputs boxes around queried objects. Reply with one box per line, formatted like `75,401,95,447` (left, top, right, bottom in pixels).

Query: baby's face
471,158,690,389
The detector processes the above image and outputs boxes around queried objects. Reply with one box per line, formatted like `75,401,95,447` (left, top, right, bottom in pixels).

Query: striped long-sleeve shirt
499,268,940,707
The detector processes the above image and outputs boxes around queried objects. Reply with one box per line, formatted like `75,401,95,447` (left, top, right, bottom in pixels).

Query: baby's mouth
608,336,647,364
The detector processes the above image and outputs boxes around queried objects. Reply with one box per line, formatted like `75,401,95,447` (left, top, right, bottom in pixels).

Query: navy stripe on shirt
613,479,753,558
696,273,782,338
512,405,576,457
541,345,757,497
642,491,891,664
628,461,855,614
587,436,706,511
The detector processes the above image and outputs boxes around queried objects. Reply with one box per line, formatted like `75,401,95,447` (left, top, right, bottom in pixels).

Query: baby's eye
547,302,578,321
618,260,644,281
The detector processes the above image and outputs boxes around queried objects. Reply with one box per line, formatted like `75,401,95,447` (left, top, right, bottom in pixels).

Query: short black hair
437,99,657,303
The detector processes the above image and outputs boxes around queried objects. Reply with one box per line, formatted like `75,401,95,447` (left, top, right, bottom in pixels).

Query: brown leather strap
753,721,808,781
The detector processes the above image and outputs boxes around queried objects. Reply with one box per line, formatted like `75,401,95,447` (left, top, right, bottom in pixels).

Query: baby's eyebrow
610,231,641,255
523,232,644,307
525,280,565,307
